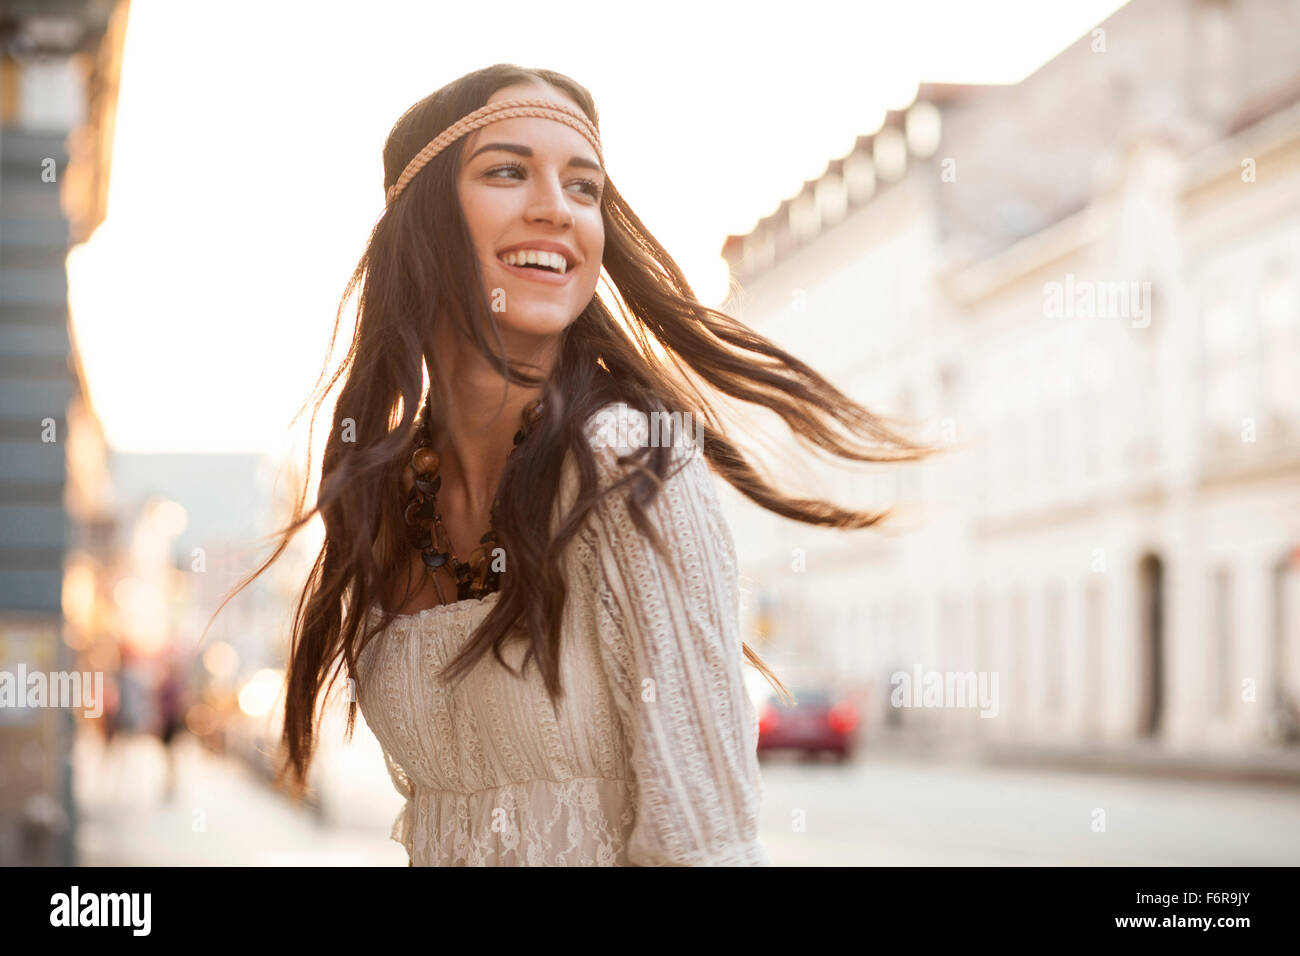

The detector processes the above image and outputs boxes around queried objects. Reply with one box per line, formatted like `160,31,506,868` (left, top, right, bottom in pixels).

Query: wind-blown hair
209,63,944,796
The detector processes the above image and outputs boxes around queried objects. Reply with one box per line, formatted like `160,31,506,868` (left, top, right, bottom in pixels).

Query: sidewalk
864,729,1300,786
72,729,407,866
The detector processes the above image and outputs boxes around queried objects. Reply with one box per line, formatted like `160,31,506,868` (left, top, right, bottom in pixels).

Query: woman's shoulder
575,400,717,522
583,400,649,455
577,400,738,587
581,401,704,460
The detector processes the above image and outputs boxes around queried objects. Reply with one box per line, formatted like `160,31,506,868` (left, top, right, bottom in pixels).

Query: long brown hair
208,63,944,797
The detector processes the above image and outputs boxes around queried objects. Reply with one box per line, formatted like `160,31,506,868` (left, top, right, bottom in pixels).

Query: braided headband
385,96,603,205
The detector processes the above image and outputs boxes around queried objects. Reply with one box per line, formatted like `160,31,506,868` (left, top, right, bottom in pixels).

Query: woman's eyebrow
468,142,603,174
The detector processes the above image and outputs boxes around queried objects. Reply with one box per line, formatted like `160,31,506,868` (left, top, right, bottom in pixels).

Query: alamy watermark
50,886,150,935
588,405,706,458
0,666,104,718
1043,273,1151,329
889,666,999,718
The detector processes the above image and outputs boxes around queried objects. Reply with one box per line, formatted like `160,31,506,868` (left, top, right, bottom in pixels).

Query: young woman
220,63,938,866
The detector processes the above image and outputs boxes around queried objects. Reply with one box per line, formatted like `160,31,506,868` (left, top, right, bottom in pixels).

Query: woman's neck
428,326,554,516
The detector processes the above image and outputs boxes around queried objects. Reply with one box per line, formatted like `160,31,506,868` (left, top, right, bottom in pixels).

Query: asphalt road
755,748,1300,865
72,730,1300,866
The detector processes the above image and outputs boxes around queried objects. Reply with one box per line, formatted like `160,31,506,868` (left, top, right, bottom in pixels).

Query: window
1213,567,1234,719
1044,583,1065,717
872,127,907,183
814,173,847,227
789,191,820,243
905,101,942,158
1083,580,1104,736
1203,287,1254,436
843,152,876,205
1260,265,1300,426
1010,589,1027,724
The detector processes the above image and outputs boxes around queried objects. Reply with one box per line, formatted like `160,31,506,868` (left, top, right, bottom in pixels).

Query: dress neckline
368,588,502,623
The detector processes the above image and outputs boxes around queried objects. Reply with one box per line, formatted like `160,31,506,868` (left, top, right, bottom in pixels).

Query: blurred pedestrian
154,658,187,802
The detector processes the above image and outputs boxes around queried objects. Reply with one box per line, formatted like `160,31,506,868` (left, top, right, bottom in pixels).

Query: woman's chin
494,310,582,339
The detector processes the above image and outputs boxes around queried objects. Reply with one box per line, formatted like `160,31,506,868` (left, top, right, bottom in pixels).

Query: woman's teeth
498,249,568,274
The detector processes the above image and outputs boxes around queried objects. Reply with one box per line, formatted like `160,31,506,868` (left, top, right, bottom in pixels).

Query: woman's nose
526,177,572,227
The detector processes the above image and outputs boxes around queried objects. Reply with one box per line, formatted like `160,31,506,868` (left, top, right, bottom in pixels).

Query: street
756,750,1300,865
73,730,1300,866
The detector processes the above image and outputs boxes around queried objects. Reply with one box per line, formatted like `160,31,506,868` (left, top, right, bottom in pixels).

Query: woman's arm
584,403,770,866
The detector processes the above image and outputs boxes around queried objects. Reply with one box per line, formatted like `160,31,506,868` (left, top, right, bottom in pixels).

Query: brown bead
522,399,543,426
412,447,440,474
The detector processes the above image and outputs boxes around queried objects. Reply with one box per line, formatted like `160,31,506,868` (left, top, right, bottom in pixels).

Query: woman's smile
495,254,578,286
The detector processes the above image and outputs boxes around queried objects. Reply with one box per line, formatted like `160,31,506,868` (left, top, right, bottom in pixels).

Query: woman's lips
496,257,575,286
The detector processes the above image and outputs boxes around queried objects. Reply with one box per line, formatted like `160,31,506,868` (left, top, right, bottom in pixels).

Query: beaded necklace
403,397,544,603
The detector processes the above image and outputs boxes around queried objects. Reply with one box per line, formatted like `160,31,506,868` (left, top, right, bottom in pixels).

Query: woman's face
457,84,605,350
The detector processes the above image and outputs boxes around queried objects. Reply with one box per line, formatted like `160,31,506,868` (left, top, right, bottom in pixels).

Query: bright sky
66,0,1129,454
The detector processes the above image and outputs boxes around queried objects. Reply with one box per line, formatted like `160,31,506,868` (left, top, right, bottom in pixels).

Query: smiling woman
453,94,607,345
209,63,943,867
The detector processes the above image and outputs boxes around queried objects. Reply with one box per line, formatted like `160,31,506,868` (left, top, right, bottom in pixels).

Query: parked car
756,687,860,762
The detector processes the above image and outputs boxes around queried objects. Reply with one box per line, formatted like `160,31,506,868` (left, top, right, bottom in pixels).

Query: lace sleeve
583,403,770,866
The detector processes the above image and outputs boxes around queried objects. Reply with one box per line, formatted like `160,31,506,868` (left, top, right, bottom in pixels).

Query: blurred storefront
0,0,129,865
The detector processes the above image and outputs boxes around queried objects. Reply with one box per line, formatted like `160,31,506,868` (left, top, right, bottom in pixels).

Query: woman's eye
487,162,527,180
486,163,601,200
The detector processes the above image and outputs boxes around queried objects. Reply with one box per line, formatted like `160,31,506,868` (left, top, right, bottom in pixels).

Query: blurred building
722,0,1300,756
109,451,301,687
0,0,129,864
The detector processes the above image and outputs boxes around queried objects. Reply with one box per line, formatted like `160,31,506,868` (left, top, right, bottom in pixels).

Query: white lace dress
355,402,771,866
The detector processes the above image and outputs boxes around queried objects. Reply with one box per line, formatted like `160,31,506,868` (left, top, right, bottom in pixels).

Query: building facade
720,0,1300,755
0,0,127,864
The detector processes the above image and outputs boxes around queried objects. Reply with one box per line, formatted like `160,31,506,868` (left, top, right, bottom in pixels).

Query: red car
756,687,859,762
